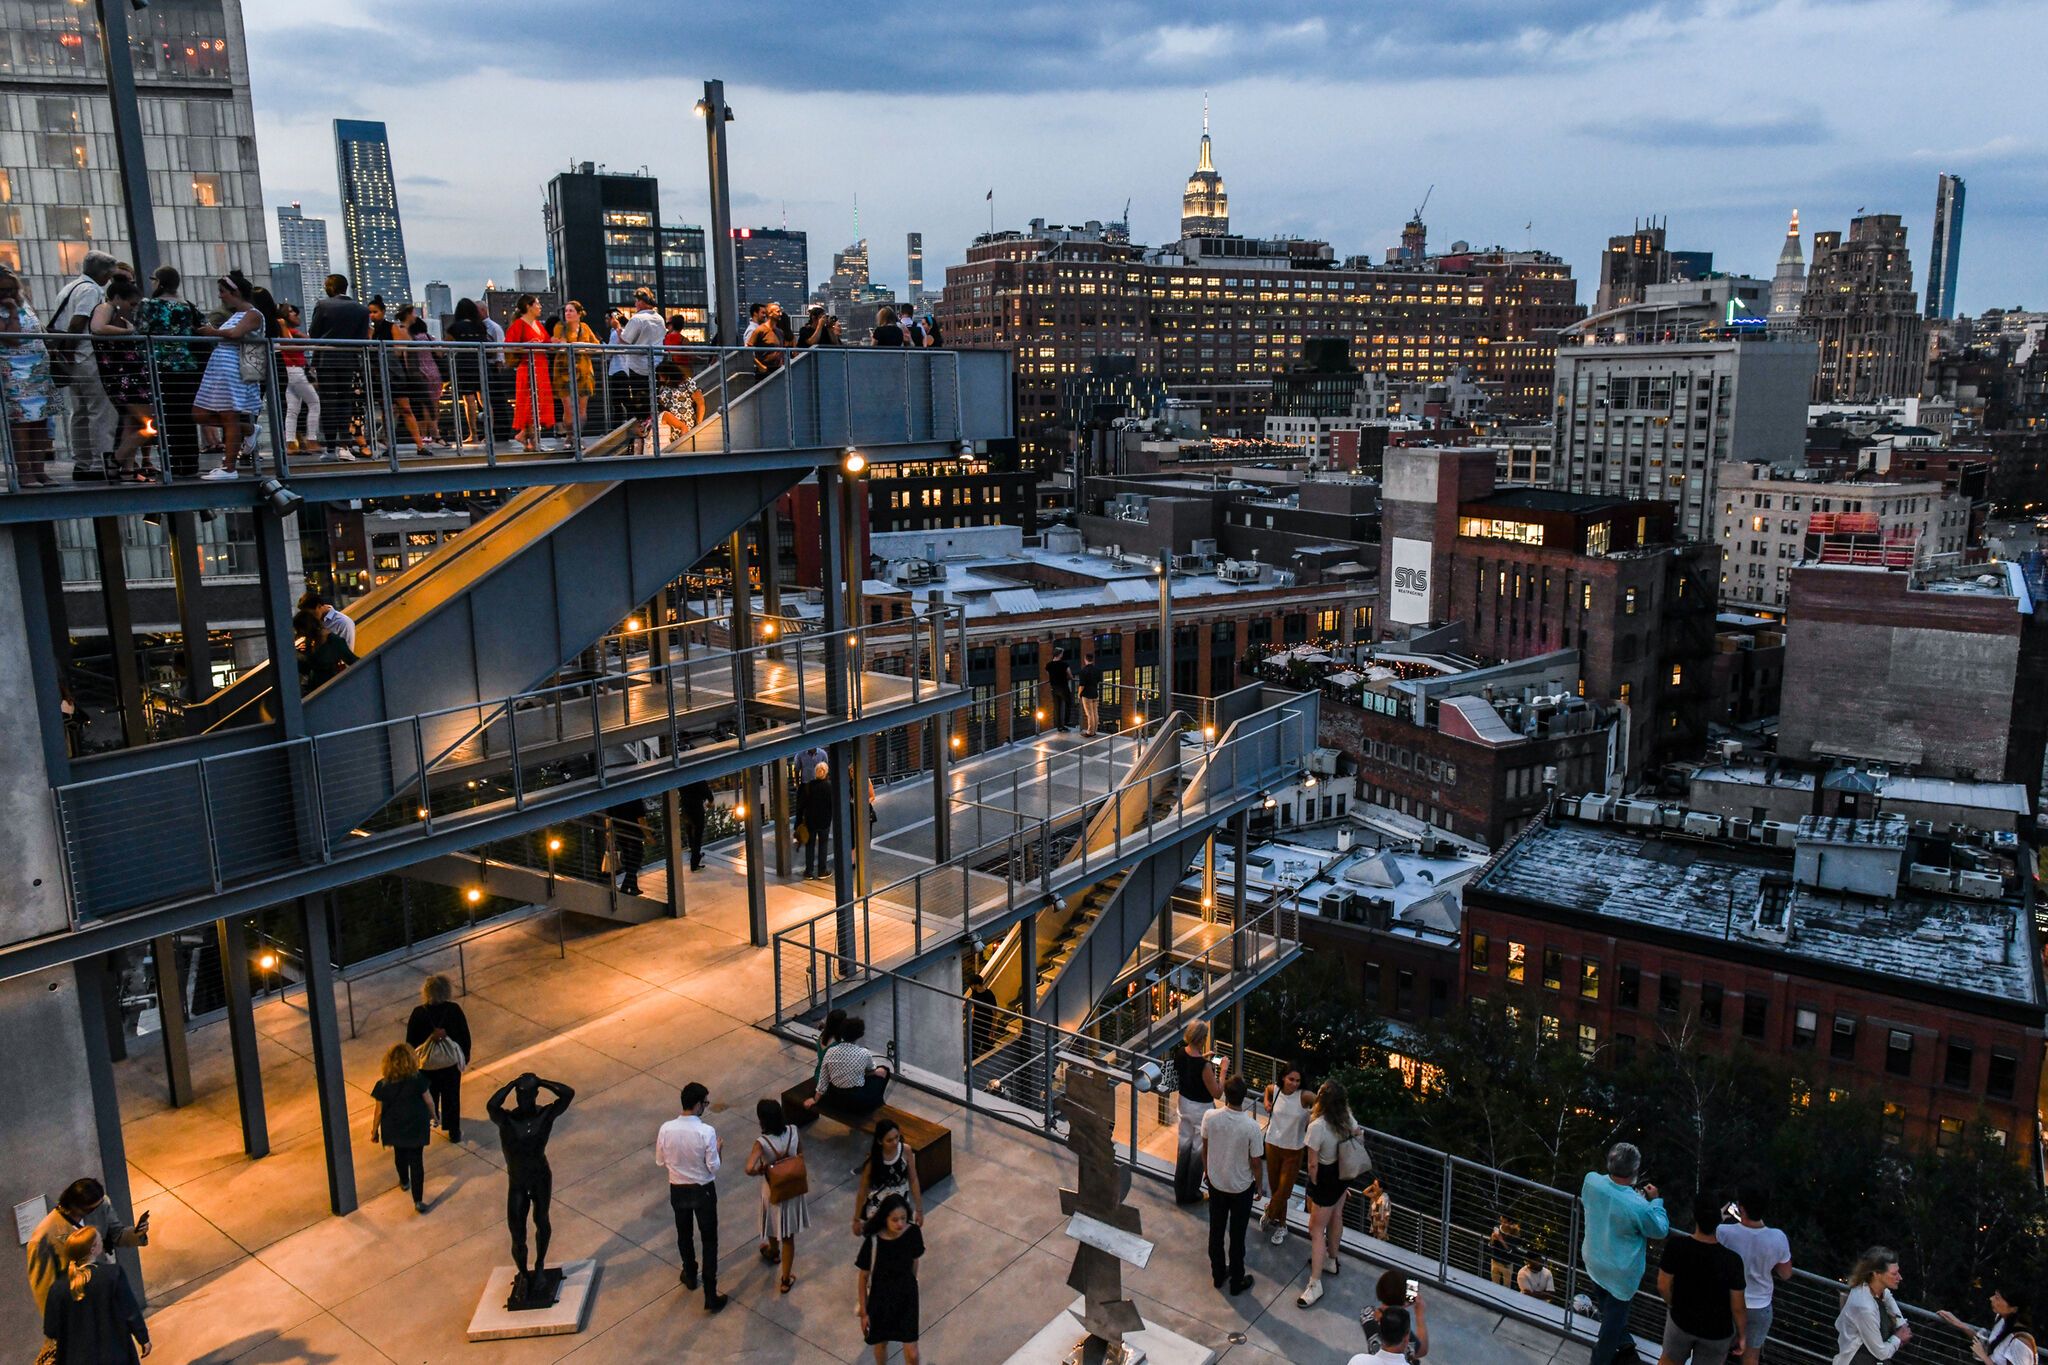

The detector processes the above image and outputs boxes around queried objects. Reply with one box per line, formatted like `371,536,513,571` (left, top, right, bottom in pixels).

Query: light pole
95,0,160,281
693,80,740,347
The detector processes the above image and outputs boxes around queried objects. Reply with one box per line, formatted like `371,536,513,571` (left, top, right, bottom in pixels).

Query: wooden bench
778,1077,952,1191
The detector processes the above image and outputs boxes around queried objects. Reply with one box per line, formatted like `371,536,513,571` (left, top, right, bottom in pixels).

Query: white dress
756,1128,809,1241
194,309,262,413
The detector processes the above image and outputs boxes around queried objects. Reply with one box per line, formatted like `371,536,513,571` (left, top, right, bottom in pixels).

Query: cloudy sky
245,0,2046,315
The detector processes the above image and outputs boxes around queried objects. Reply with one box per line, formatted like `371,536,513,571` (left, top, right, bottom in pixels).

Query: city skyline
243,0,2046,312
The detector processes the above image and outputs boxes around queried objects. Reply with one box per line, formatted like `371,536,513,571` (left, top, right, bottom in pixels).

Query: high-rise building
906,231,922,305
1593,219,1713,313
1179,104,1228,239
543,163,708,323
1925,173,1965,321
1800,214,1923,402
660,225,708,339
1768,209,1806,327
276,201,330,288
733,227,809,318
422,280,451,334
813,236,894,327
512,266,548,294
333,119,412,304
268,260,303,310
0,0,270,306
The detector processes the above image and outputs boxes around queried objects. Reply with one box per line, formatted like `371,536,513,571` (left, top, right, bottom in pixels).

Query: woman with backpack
745,1097,808,1294
1296,1078,1367,1308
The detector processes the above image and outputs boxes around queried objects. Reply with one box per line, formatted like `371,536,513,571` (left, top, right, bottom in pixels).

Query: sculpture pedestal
1002,1299,1215,1365
465,1259,597,1341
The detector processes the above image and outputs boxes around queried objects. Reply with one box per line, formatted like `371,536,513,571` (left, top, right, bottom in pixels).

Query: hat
807,303,826,314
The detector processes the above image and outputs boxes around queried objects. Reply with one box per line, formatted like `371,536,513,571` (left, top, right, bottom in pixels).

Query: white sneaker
1268,1224,1287,1245
1572,1294,1596,1316
320,450,359,463
1296,1279,1323,1308
200,467,240,480
1324,1256,1339,1275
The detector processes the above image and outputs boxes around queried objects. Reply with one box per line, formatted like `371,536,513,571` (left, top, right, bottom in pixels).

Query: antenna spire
853,192,861,244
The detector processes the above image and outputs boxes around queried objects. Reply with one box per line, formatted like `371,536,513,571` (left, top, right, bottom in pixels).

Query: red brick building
1464,813,2045,1160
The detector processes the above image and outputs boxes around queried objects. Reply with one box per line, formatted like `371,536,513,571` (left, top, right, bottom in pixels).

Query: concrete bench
778,1077,952,1191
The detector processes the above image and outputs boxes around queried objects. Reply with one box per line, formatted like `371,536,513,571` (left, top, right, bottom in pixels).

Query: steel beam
151,933,194,1107
92,518,147,748
299,894,357,1214
215,916,269,1157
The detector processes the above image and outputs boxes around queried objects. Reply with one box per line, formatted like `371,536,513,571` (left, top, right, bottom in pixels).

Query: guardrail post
1563,1199,1582,1335
1437,1153,1455,1282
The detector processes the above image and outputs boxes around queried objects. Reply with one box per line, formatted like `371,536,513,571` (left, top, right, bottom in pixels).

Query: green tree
1885,1117,2048,1306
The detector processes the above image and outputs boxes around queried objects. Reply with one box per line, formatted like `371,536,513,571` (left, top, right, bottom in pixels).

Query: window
1541,948,1563,991
1580,959,1600,1000
1742,995,1767,1040
1471,934,1491,974
1506,941,1526,984
1700,982,1723,1029
190,174,222,206
1618,964,1640,1010
1581,583,1592,611
1578,1023,1599,1058
1944,1040,1973,1089
1885,1030,1914,1077
1540,1014,1561,1043
1831,1015,1857,1062
1361,962,1381,1005
1429,976,1449,1020
1615,1033,1637,1064
1793,1008,1818,1049
1624,587,1638,615
1881,1102,1904,1145
1670,664,1683,688
1619,682,1632,703
1395,969,1415,1015
1658,972,1681,1015
1987,1049,2017,1099
1937,1117,1964,1150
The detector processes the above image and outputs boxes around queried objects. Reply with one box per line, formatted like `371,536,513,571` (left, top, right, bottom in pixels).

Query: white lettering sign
1390,538,1433,625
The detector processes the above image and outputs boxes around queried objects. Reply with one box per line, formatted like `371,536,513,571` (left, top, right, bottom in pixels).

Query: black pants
683,811,706,870
423,1065,462,1140
507,1169,553,1274
1052,688,1076,729
804,823,831,878
617,832,645,889
1208,1183,1255,1283
316,362,356,448
822,1072,890,1114
669,1182,719,1302
392,1144,424,1202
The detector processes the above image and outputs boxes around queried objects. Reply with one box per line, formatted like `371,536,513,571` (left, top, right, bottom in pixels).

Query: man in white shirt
1352,1304,1416,1365
50,251,119,479
298,590,356,650
613,289,666,437
1200,1075,1265,1295
1715,1185,1792,1365
655,1081,727,1313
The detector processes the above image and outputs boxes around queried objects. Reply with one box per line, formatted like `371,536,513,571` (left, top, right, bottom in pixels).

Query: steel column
73,955,144,1302
92,0,160,280
663,787,685,918
1233,810,1249,973
819,466,858,941
931,707,952,862
730,529,768,944
215,916,269,1157
150,933,194,1107
91,518,147,747
166,512,212,715
1020,909,1037,1019
701,80,741,347
761,509,791,877
298,893,357,1214
254,510,305,737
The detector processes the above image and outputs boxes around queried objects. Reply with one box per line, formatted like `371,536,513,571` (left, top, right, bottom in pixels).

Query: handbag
763,1130,808,1203
1336,1127,1373,1184
239,337,269,385
45,279,92,385
794,820,810,846
416,1035,466,1072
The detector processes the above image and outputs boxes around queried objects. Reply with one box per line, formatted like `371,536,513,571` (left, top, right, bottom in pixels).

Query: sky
243,0,2048,316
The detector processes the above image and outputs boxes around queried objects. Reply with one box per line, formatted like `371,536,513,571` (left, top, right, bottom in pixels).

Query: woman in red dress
506,293,554,452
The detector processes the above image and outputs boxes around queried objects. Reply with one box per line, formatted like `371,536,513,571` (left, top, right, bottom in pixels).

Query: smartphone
1405,1278,1418,1303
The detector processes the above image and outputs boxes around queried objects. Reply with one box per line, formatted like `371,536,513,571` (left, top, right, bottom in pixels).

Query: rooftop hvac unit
1191,539,1220,558
1659,806,1685,830
1309,747,1341,776
1906,864,1956,894
1173,554,1205,573
1617,798,1661,827
1320,889,1359,922
1760,820,1798,848
1215,560,1262,585
1727,817,1753,842
1556,794,1582,820
888,559,941,586
1579,792,1616,822
1954,870,2004,900
1682,812,1724,838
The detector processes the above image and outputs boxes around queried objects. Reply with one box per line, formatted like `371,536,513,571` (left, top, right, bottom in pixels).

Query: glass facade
333,118,411,305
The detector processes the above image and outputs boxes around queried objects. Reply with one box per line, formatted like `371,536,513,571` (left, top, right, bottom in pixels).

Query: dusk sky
246,0,2046,315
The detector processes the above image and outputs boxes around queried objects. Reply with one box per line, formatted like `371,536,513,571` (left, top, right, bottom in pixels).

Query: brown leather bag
763,1130,808,1203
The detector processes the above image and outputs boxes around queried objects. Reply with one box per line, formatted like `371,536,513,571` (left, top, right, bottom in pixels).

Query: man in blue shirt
1580,1141,1670,1365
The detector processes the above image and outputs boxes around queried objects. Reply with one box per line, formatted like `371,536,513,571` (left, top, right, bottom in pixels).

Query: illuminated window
1580,959,1600,1000
1506,941,1526,983
1624,587,1638,615
1578,1023,1598,1058
1471,933,1490,974
1581,583,1592,610
1670,664,1683,687
1880,1102,1904,1145
190,174,222,207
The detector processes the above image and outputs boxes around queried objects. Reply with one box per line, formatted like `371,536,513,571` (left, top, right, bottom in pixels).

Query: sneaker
1268,1224,1288,1245
200,467,240,481
320,450,360,463
1297,1279,1324,1308
1572,1294,1596,1316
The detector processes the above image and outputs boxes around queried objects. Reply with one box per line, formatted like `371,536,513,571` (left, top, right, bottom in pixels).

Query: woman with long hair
745,1097,808,1293
850,1117,922,1236
370,1042,435,1212
551,300,597,442
1832,1248,1912,1365
505,293,553,451
0,265,56,485
277,301,321,457
1259,1061,1311,1243
405,973,471,1142
88,275,156,479
1941,1286,2032,1365
41,1226,149,1364
855,1193,924,1364
135,265,207,476
444,297,488,444
1169,1019,1226,1204
1295,1078,1355,1308
191,270,264,479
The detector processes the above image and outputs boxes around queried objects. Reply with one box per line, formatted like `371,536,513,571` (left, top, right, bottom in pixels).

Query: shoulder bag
416,1034,466,1072
1336,1126,1373,1184
238,319,269,386
764,1129,809,1203
46,279,92,386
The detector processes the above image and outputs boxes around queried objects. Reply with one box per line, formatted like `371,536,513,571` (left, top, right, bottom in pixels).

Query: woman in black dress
370,1043,435,1213
855,1194,924,1363
42,1226,149,1364
406,973,471,1142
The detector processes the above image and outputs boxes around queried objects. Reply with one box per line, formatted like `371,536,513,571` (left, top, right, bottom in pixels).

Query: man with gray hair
1580,1141,1669,1365
48,250,120,479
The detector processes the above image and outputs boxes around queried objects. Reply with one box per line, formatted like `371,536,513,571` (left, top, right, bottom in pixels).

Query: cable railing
0,334,979,494
51,604,964,925
1079,895,1304,1050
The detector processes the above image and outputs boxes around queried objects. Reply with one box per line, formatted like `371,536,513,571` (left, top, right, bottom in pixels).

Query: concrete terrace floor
112,862,1591,1365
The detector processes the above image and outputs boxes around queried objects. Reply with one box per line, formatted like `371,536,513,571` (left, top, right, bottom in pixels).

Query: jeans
1174,1096,1210,1203
316,361,356,448
392,1144,424,1202
1589,1283,1636,1365
284,366,320,446
669,1182,719,1302
1207,1183,1255,1283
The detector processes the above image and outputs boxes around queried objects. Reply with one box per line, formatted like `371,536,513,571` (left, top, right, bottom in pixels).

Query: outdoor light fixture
465,887,482,904
691,98,734,122
257,952,277,970
1133,1060,1163,1094
257,476,302,518
951,734,963,749
842,447,867,475
626,618,641,631
417,807,430,820
763,621,777,636
547,837,562,852
1303,773,1319,789
1203,724,1215,740
1035,710,1045,721
1259,789,1276,809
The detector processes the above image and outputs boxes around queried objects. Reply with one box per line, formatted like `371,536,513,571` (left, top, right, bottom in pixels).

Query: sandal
1297,1279,1324,1308
779,1275,794,1294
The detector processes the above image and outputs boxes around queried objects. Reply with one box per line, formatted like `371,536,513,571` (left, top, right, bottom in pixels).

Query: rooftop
1461,488,1638,516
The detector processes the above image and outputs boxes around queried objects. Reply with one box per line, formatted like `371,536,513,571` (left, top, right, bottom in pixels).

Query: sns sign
1390,537,1433,625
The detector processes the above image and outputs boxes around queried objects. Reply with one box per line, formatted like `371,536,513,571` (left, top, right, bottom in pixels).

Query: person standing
798,305,840,347
1831,1249,1911,1365
87,277,155,479
800,763,834,880
1489,1213,1523,1287
192,272,266,480
1940,1287,2034,1365
444,298,489,446
0,266,55,484
1169,1020,1225,1204
25,1179,149,1349
134,266,210,476
656,1082,727,1313
1716,1185,1792,1365
870,306,908,347
1076,650,1104,736
1260,1063,1311,1243
745,1098,807,1294
965,971,998,1057
679,779,712,874
1201,1075,1264,1296
551,300,597,442
615,289,665,439
369,1044,435,1213
40,1227,149,1365
308,273,369,459
1659,1192,1746,1365
277,302,321,456
48,250,118,480
1295,1079,1357,1308
1044,647,1074,733
405,973,471,1142
505,294,553,452
851,1117,922,1234
608,797,647,896
1580,1142,1670,1365
855,1194,925,1365
1351,1303,1415,1365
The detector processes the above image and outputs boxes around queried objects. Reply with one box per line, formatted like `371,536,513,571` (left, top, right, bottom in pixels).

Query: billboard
1389,537,1433,625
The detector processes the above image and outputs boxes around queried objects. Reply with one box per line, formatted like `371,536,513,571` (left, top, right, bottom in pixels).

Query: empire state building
1180,105,1229,239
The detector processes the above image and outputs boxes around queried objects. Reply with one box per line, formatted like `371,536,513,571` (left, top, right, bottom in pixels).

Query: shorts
1661,1320,1735,1365
1744,1303,1773,1351
1306,1165,1346,1208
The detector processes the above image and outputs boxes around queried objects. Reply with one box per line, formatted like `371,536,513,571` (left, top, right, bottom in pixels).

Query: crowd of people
0,254,946,486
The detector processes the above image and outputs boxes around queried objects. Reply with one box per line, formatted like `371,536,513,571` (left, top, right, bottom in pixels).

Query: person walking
851,1117,923,1234
1831,1249,1911,1365
192,271,266,480
444,298,489,446
1580,1142,1670,1365
656,1082,727,1312
369,1043,435,1213
1076,650,1104,736
1295,1079,1358,1308
801,763,834,880
40,1227,148,1365
87,276,156,479
608,797,647,895
1201,1075,1264,1296
1044,647,1074,733
1260,1062,1310,1243
1351,1303,1415,1365
679,779,712,874
1940,1287,2034,1365
855,1193,925,1365
48,250,118,480
405,973,470,1142
1659,1192,1746,1365
308,273,369,460
551,300,598,442
1169,1020,1225,1204
1716,1185,1792,1365
745,1098,807,1294
505,294,553,452
277,303,321,457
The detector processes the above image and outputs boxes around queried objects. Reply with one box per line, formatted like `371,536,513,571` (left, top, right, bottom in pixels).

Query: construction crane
1414,184,1434,222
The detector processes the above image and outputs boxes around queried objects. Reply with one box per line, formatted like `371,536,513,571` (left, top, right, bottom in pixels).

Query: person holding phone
1581,1143,1669,1365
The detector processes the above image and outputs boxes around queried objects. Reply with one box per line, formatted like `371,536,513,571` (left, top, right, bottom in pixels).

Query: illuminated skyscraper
1180,98,1228,239
906,231,923,305
277,202,329,286
1925,173,1965,321
733,227,809,317
1768,209,1805,327
333,119,412,304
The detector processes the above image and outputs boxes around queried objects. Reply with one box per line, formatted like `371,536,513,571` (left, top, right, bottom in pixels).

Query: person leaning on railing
135,267,208,476
1579,1142,1669,1365
1939,1286,2036,1365
551,301,598,440
192,271,266,481
1832,1248,1913,1365
0,265,56,485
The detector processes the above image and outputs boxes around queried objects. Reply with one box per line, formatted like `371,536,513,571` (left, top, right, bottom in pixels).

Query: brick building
1465,812,2044,1160
1077,471,1378,582
1717,462,1974,612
